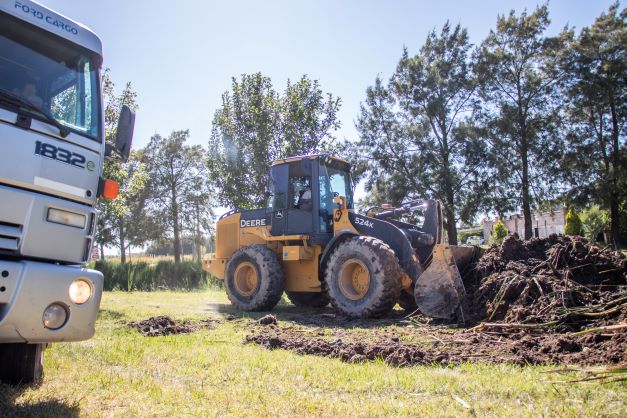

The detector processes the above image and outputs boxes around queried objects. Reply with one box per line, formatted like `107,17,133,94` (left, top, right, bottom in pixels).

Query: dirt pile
128,315,198,337
465,234,626,330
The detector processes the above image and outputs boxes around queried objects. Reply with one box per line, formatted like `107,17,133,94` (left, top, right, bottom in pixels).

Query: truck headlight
69,279,92,304
43,303,68,329
47,208,86,229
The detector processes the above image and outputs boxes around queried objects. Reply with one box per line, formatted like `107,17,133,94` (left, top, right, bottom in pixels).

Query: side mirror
114,105,135,161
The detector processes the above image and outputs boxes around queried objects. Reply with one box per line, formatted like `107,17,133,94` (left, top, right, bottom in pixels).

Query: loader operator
295,177,312,210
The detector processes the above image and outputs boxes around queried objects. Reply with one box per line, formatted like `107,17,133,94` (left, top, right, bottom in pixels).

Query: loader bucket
413,244,482,319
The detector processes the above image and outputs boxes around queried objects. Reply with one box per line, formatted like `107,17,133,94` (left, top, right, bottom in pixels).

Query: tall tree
561,3,626,247
207,73,341,209
142,130,208,263
95,70,149,262
475,5,572,239
353,23,488,244
99,152,151,263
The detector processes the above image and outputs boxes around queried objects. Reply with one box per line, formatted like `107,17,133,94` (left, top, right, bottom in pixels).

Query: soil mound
465,234,626,330
128,315,197,337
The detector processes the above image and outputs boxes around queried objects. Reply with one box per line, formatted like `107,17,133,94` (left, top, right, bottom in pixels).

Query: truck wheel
325,236,403,318
286,291,329,308
0,343,44,385
225,244,284,311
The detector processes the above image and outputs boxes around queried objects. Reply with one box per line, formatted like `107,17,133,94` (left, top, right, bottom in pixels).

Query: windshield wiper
0,88,70,138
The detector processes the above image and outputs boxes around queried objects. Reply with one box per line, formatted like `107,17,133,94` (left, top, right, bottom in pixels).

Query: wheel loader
203,154,480,319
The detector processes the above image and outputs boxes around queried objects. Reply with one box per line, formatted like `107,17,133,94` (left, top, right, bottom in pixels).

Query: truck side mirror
114,105,135,161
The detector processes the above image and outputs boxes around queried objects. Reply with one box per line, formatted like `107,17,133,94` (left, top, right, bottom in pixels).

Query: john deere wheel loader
204,155,479,319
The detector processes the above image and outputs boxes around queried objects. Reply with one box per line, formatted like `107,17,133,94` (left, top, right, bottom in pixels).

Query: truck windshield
0,15,101,140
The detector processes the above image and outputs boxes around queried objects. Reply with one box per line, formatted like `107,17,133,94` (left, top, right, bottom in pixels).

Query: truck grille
0,221,22,252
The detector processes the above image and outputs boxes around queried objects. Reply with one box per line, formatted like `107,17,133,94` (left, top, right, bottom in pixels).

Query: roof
271,154,349,167
1,0,103,56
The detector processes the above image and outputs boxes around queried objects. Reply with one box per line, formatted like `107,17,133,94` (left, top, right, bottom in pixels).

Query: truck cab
0,0,134,383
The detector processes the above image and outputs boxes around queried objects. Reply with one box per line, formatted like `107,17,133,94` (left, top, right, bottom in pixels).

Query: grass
1,290,625,417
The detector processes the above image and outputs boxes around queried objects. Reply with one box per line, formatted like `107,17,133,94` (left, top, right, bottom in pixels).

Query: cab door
285,159,314,235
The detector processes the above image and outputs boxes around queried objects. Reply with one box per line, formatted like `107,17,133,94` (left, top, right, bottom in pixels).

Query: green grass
2,290,625,417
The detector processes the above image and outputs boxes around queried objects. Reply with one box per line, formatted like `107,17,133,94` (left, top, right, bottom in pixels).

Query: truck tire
0,343,44,385
324,236,403,318
286,291,329,308
225,244,284,311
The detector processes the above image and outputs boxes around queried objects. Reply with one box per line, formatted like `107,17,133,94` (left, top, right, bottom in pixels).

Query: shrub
91,260,219,291
489,220,508,246
564,207,583,236
580,205,607,243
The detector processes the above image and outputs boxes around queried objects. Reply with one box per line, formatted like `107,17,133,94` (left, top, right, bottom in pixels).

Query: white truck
0,0,134,383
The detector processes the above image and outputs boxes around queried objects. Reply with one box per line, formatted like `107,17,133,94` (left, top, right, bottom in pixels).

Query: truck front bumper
0,259,103,343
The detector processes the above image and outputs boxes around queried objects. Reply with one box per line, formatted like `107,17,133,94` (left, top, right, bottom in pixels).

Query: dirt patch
245,320,625,367
128,316,200,336
257,314,277,325
246,234,626,367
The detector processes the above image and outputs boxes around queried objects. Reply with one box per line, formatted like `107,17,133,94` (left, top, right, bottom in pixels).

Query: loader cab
267,155,353,242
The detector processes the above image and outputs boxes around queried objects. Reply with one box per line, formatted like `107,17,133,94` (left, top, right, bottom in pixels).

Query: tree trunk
99,242,105,261
171,186,181,263
609,98,621,248
119,217,126,264
518,106,533,240
445,208,458,245
195,203,202,263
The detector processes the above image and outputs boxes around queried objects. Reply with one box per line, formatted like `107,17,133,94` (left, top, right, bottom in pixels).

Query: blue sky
41,0,614,151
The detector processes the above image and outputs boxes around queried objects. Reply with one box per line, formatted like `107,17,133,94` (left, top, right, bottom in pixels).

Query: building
482,207,567,241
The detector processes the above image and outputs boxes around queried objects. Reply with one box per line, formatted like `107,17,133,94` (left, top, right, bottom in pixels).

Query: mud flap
413,244,472,319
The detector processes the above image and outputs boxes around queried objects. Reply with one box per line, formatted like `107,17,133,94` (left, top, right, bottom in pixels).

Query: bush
564,207,582,236
580,205,607,243
91,260,220,291
488,220,508,246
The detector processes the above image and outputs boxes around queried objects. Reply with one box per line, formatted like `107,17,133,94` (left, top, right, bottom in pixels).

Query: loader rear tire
325,236,403,318
0,343,44,385
286,291,329,308
225,245,284,311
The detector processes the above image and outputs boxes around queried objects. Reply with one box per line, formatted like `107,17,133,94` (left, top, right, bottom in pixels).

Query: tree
353,23,488,244
142,130,209,263
95,70,149,262
207,73,341,209
99,152,151,263
475,5,572,239
564,207,582,236
560,3,626,247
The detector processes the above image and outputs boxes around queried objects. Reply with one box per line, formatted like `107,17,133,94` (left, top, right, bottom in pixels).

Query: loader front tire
225,245,284,311
325,236,403,318
286,291,329,308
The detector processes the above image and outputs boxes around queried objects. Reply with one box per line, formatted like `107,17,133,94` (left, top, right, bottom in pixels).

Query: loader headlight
43,303,68,329
47,208,86,229
69,279,93,304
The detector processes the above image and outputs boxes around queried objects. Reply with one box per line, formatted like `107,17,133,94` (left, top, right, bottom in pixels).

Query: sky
40,0,615,151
